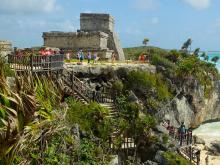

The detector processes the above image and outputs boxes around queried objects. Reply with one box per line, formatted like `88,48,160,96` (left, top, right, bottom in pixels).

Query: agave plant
0,56,63,164
0,65,38,164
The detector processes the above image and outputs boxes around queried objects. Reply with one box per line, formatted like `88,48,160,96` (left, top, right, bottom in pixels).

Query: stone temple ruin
0,40,12,60
43,13,125,60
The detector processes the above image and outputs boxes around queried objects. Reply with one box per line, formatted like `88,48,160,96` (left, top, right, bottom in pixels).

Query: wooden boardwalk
163,122,200,165
8,54,64,72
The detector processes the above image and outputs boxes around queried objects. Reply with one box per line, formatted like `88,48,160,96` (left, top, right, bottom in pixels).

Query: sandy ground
193,122,220,165
193,144,220,165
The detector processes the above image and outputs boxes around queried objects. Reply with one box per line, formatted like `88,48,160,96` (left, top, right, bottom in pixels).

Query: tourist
77,50,82,62
93,52,98,64
111,52,116,64
60,48,64,55
205,155,209,165
179,122,186,146
79,50,84,63
195,150,201,165
87,52,92,64
139,53,145,63
66,51,71,63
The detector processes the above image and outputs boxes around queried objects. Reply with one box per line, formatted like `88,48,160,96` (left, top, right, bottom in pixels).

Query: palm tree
200,52,206,58
143,38,149,47
200,52,209,61
211,56,219,63
181,38,192,53
204,55,209,61
193,48,200,57
143,38,150,55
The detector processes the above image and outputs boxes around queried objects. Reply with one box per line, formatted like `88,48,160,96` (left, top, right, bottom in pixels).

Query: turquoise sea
193,122,220,145
206,52,220,70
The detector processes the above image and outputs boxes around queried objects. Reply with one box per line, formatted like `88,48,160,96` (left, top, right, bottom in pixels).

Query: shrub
163,151,194,165
112,80,123,93
162,134,169,144
150,54,176,70
127,71,172,101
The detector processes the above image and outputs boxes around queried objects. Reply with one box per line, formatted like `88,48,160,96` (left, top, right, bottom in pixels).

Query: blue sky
0,0,220,50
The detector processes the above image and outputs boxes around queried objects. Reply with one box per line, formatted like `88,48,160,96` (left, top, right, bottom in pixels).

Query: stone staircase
61,69,136,150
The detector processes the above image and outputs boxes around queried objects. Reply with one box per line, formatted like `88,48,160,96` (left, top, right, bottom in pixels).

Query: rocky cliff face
161,80,220,128
65,63,220,128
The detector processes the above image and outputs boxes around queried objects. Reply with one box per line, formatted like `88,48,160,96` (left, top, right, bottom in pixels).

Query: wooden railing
163,123,200,164
179,146,200,164
109,136,136,150
8,54,64,72
69,70,115,104
92,92,115,103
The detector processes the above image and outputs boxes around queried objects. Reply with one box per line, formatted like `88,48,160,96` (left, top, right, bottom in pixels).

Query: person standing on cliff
66,50,71,63
79,50,84,64
87,51,92,64
111,52,116,64
77,50,81,62
93,52,98,64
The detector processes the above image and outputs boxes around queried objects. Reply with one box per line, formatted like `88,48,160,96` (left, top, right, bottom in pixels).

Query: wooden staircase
163,122,200,165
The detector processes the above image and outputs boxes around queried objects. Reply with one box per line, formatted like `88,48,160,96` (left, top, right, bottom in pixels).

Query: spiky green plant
0,61,37,164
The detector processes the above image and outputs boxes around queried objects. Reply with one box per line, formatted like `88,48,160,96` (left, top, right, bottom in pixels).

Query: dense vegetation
123,44,219,98
1,38,218,164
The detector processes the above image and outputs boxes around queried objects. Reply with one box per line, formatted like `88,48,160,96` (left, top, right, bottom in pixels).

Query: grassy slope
123,46,168,60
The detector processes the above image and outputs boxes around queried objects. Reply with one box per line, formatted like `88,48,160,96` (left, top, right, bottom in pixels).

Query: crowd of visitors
13,48,151,64
13,48,101,64
75,50,100,64
138,53,149,63
163,120,202,165
162,120,193,146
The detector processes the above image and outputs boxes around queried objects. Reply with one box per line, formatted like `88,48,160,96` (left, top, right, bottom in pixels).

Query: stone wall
80,13,114,32
43,31,108,50
43,13,125,61
108,32,125,61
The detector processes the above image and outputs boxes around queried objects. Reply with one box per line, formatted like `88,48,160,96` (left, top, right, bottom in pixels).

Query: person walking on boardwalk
205,155,209,165
179,122,186,146
195,150,201,165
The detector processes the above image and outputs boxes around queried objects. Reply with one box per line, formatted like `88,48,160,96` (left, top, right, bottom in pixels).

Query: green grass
123,46,168,60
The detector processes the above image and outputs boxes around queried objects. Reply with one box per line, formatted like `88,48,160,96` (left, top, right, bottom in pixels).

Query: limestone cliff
161,80,220,128
65,63,220,128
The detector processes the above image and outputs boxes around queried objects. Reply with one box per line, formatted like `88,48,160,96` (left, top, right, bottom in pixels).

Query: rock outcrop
64,63,156,76
160,80,220,128
65,63,220,128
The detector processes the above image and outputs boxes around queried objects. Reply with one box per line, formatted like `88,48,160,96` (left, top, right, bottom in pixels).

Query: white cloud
0,15,76,32
182,0,211,10
134,0,158,11
0,0,60,13
125,27,141,36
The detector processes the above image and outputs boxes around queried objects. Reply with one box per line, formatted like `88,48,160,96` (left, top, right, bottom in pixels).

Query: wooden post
71,70,74,90
189,146,192,163
49,55,52,70
30,54,33,72
187,132,189,145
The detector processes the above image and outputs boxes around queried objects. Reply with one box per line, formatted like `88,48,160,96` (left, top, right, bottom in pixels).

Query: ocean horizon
204,52,220,71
